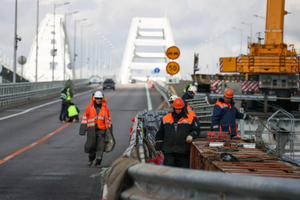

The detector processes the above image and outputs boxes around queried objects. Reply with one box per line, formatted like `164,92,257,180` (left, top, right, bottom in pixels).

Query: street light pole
232,27,243,55
80,24,93,79
64,11,78,81
13,0,19,84
52,2,70,82
35,0,39,82
73,18,86,80
241,22,253,43
253,14,266,20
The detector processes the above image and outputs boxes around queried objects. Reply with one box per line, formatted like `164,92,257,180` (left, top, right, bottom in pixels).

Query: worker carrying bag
60,88,68,100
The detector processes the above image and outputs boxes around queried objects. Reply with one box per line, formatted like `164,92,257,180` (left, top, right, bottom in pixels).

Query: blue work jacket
211,98,247,136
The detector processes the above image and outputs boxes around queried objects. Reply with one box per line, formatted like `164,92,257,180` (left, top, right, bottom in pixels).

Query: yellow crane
220,0,300,110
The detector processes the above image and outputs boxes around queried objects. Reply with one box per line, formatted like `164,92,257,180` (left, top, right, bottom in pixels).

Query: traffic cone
151,82,154,88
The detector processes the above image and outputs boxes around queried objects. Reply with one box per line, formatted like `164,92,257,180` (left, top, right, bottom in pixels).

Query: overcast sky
0,0,300,80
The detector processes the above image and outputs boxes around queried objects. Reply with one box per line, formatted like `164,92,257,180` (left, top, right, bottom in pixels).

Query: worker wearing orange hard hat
211,88,250,138
155,98,200,168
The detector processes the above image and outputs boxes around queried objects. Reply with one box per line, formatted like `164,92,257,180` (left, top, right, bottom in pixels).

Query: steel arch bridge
119,17,180,84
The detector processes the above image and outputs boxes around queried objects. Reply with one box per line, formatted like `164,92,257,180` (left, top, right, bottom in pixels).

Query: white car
89,76,101,85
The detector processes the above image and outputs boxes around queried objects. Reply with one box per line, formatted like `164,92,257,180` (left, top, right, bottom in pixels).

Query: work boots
95,159,102,168
87,155,96,166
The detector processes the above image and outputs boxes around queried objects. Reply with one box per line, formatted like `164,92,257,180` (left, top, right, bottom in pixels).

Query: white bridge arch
119,17,180,84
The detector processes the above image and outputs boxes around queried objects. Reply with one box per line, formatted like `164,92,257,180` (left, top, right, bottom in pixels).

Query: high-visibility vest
68,105,78,117
66,88,71,101
95,107,106,129
81,98,112,130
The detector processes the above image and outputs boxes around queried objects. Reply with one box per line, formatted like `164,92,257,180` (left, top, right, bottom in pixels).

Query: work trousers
163,152,190,168
66,115,79,122
89,129,106,160
59,101,70,121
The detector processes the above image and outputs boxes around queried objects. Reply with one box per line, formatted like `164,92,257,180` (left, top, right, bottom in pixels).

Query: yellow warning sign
166,62,180,75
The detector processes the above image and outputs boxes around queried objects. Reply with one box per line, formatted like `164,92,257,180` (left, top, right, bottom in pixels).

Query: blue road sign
154,68,160,73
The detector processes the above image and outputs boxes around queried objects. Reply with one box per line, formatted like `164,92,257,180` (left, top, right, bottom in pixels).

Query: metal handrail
266,109,295,159
120,163,300,200
0,79,89,107
153,81,171,107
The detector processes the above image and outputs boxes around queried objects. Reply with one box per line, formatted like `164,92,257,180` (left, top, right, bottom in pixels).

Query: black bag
60,88,68,99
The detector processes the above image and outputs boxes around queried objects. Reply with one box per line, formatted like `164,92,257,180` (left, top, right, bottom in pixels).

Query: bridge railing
0,79,89,107
153,80,171,107
120,163,300,200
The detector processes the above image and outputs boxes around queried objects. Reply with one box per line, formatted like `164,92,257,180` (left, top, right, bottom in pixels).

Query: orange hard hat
224,89,234,98
173,98,185,109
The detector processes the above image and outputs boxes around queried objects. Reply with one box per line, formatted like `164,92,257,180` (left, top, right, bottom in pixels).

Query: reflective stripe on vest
81,116,88,124
66,88,71,101
216,101,232,109
97,108,106,129
162,113,193,125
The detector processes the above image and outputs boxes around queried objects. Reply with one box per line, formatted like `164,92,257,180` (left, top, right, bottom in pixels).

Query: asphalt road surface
0,83,163,200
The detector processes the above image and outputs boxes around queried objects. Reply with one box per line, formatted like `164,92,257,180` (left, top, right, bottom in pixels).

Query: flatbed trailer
190,138,300,179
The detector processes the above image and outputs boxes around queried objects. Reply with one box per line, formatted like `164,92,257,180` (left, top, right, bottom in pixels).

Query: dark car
129,78,136,83
103,79,115,91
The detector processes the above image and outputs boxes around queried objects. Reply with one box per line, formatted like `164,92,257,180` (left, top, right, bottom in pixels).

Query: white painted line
0,88,95,121
145,83,153,111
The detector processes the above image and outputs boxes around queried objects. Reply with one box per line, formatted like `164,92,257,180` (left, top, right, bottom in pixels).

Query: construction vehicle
219,0,300,111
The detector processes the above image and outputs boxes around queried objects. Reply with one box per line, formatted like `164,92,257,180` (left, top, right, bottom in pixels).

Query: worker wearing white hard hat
79,91,115,168
182,85,197,102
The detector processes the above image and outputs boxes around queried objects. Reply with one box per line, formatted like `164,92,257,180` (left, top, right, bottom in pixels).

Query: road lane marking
106,84,130,99
0,84,130,166
0,123,70,165
145,83,152,110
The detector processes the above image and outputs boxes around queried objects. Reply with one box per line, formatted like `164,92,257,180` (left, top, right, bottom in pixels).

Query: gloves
253,117,259,123
186,135,193,143
79,132,86,136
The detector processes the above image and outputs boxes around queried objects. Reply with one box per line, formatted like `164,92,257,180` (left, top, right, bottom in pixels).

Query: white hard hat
168,95,179,102
188,86,197,93
94,91,104,98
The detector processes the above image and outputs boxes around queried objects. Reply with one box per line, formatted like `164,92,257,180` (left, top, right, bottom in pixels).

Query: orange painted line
0,84,131,166
106,84,130,99
0,123,70,165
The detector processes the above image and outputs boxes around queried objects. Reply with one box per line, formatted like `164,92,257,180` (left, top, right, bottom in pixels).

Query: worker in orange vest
79,91,115,168
211,88,250,138
155,98,200,168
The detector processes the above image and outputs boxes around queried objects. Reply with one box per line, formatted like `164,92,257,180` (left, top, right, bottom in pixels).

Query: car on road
129,78,136,83
89,75,101,85
103,79,115,91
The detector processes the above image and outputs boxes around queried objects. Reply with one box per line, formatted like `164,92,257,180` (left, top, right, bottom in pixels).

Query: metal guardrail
0,79,89,107
121,163,300,200
196,92,278,101
153,81,171,107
